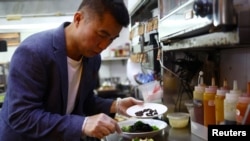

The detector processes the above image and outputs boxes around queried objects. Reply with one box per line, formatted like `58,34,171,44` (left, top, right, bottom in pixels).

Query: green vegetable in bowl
132,137,154,141
121,125,131,132
121,121,159,132
151,125,159,131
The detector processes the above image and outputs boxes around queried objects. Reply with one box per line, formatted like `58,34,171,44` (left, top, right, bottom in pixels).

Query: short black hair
77,0,130,27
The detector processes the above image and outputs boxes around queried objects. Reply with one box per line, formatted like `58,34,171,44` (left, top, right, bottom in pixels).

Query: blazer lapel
54,51,68,114
53,24,69,114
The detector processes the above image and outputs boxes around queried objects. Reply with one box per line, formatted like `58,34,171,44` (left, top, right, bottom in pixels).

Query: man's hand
83,113,121,139
117,97,144,116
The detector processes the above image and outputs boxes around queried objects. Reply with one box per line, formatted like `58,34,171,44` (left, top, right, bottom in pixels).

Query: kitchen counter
104,123,206,141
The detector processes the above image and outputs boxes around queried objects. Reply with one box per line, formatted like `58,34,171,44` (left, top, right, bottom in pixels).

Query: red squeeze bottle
193,71,206,125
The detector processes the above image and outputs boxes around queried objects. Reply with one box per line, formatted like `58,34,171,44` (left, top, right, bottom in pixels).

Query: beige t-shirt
66,57,83,114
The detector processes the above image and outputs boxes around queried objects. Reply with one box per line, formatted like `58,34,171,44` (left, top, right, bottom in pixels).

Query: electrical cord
154,34,180,79
154,35,195,111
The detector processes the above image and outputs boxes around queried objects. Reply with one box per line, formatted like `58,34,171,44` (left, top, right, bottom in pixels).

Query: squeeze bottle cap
198,71,205,86
194,71,206,92
225,92,240,100
238,96,250,103
220,79,229,90
205,87,216,94
194,85,206,92
207,77,217,92
216,89,229,96
230,80,242,95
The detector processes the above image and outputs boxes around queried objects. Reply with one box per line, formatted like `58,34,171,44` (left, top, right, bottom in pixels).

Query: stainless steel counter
104,124,206,141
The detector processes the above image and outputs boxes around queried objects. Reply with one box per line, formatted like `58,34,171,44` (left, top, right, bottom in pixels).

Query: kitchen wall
220,47,250,92
0,16,73,62
0,0,82,17
0,0,131,85
160,46,250,113
0,15,130,84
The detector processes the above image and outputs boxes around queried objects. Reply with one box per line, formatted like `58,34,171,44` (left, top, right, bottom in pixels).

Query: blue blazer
0,22,114,141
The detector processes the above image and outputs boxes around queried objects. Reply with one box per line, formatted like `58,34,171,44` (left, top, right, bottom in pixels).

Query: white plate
118,118,167,139
126,103,168,118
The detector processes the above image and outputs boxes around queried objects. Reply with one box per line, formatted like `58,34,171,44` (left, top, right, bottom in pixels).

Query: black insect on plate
135,108,158,117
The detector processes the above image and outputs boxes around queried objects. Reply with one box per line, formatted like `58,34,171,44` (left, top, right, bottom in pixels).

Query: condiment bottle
203,77,217,126
215,79,229,125
193,71,206,125
224,80,242,125
215,88,229,125
236,95,250,125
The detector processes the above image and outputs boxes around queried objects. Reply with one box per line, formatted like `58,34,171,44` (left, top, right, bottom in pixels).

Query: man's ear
73,12,83,26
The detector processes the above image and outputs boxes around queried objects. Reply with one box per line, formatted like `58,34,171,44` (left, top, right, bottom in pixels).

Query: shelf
128,0,148,16
161,30,242,51
130,0,158,26
101,57,129,61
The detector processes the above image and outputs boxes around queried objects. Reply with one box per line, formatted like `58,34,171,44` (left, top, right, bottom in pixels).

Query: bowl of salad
119,119,167,139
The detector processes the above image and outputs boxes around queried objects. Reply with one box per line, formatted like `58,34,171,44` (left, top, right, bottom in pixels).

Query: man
0,0,143,141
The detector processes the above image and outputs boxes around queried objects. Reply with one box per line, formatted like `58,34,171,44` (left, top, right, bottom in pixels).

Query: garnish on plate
121,120,159,133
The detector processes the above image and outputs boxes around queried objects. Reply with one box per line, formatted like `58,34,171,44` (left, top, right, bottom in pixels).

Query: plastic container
185,100,207,140
193,71,206,125
215,89,228,125
137,80,163,103
224,80,242,125
193,85,205,125
167,112,190,128
236,96,250,124
224,93,241,124
203,86,217,126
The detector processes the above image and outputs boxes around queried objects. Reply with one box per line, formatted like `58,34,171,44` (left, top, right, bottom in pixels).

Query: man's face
73,11,122,58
